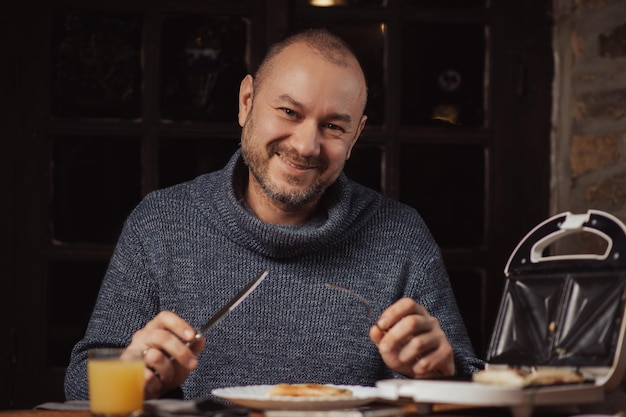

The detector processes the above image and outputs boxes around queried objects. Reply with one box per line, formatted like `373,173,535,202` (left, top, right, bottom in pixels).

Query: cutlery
327,284,443,372
324,283,383,331
187,268,269,346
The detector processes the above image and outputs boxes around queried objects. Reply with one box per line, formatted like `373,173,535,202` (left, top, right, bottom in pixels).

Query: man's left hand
369,297,455,378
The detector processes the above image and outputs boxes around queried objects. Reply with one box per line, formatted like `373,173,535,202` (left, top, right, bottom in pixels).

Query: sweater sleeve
64,213,159,400
411,245,485,376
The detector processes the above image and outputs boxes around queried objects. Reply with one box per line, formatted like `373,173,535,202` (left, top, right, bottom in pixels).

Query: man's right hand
126,310,205,399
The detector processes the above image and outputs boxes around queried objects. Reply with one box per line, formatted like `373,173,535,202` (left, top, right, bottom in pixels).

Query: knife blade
187,268,269,346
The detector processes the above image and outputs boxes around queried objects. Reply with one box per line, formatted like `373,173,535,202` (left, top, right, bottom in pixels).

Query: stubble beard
240,113,338,210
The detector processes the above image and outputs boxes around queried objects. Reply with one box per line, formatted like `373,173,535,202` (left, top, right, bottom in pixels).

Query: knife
186,268,269,346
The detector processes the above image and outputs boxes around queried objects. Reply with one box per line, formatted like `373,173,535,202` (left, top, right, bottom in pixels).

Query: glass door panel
398,143,485,248
160,15,250,123
345,144,384,192
50,11,143,119
448,268,486,354
47,260,108,368
158,137,240,188
401,22,486,127
51,136,142,244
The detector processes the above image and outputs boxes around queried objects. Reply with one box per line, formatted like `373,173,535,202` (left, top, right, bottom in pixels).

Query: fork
324,283,384,331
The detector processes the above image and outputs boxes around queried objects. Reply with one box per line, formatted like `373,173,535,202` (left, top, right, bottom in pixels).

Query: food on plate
266,383,353,398
472,368,528,387
472,367,584,387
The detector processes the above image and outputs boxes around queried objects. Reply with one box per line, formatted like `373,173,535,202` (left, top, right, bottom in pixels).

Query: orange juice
88,349,145,417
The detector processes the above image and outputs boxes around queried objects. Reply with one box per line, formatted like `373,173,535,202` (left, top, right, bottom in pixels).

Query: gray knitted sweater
64,149,483,401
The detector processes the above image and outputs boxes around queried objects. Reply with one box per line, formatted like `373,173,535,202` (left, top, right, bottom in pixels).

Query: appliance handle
505,209,626,275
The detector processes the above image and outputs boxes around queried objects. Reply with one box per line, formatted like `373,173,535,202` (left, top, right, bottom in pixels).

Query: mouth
276,152,317,171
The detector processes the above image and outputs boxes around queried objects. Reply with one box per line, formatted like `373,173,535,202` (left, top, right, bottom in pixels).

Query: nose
289,120,321,157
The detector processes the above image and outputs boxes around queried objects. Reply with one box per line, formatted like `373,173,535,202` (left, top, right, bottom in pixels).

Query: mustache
268,143,328,171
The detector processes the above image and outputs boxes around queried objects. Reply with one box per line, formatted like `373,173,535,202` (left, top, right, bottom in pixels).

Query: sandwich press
376,209,626,417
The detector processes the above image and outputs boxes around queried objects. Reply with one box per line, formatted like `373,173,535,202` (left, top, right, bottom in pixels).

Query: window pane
48,260,107,367
161,15,250,123
448,268,485,355
293,22,386,125
399,144,485,247
401,23,486,127
51,136,142,244
50,11,143,119
158,138,240,188
344,144,384,192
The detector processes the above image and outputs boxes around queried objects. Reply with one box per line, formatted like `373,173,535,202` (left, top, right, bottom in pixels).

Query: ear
346,114,368,160
238,74,254,127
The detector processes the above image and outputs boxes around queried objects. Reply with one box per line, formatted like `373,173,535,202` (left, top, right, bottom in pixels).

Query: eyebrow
277,94,353,124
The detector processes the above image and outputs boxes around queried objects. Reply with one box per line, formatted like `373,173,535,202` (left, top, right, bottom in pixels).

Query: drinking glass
88,348,145,417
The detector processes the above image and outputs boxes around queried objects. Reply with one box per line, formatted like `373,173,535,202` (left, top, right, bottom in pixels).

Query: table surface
0,398,621,417
0,403,494,417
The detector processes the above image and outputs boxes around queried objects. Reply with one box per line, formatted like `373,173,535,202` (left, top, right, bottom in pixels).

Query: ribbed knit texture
64,149,484,401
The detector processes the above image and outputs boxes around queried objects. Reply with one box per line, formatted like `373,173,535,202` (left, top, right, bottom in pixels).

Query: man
64,28,483,401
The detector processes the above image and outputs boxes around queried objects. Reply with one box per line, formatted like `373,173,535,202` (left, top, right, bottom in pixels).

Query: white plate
211,384,379,410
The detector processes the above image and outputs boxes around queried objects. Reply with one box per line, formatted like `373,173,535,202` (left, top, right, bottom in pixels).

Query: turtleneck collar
190,149,382,259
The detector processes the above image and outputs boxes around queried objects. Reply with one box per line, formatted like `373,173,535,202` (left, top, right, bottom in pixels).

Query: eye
324,123,345,133
281,108,300,118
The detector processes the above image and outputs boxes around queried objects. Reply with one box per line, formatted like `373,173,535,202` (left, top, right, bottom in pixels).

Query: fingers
376,297,426,330
143,348,165,398
133,311,198,361
143,310,198,345
145,369,161,398
143,346,173,384
371,298,455,378
126,311,203,399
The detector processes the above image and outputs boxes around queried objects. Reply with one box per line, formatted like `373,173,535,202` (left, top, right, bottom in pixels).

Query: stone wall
552,0,626,253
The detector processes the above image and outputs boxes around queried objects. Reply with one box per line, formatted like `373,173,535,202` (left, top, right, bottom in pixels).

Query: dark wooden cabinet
2,0,552,408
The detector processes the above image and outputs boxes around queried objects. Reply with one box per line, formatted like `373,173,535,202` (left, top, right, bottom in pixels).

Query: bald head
254,29,368,113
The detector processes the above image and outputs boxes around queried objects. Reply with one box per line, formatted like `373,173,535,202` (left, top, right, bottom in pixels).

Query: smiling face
238,41,368,224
